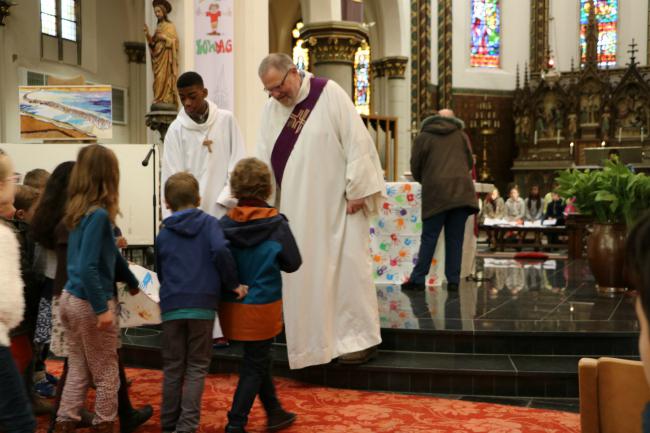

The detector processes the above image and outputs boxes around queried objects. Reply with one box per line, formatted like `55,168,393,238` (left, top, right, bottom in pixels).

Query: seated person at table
504,187,525,224
544,192,565,245
543,181,559,213
480,188,505,223
524,185,543,222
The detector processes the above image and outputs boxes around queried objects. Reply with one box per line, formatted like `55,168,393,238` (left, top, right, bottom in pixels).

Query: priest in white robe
162,71,245,219
161,71,245,341
256,53,385,369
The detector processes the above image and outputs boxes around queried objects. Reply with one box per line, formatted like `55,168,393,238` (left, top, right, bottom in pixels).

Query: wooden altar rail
361,114,399,181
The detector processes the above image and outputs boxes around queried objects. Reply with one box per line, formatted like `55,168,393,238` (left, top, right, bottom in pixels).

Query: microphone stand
142,143,156,269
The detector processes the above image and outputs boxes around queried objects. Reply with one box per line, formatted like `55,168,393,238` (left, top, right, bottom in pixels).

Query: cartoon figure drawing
206,2,221,35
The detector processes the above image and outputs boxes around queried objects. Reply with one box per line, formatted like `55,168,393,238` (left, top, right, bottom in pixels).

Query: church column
233,0,269,154
374,56,410,176
124,42,147,144
0,24,6,141
300,21,368,98
411,0,435,125
530,0,549,72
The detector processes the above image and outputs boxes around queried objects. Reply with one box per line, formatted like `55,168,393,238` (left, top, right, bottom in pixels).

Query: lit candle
618,127,622,143
534,130,538,145
601,140,606,148
570,141,575,155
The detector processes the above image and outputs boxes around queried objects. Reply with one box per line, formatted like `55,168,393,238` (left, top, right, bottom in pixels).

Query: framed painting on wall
19,85,112,140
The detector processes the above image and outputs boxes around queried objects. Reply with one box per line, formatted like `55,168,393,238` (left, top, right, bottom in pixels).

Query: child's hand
97,310,115,330
234,284,248,300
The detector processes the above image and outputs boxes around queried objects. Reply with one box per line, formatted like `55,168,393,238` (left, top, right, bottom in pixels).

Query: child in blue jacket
219,158,301,433
156,171,240,433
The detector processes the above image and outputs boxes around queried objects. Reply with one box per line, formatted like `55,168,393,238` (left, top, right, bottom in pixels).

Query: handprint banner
370,183,445,286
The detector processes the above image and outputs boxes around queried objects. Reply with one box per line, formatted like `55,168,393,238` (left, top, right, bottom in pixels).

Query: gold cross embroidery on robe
288,108,310,134
203,139,213,153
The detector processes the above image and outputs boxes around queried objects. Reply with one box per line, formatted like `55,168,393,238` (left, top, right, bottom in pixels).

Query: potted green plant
556,160,650,291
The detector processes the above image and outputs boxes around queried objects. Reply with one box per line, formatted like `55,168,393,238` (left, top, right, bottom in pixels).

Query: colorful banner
194,0,234,111
370,182,445,286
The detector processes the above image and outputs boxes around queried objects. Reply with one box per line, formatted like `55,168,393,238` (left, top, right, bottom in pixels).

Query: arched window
580,0,618,67
291,21,309,72
470,0,501,68
354,40,370,115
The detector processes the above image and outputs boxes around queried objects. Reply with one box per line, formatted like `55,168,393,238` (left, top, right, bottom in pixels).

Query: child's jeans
227,339,282,427
0,346,36,433
56,291,120,425
161,319,214,433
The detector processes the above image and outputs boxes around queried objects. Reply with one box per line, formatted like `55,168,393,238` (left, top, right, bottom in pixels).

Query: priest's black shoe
224,425,248,433
120,405,153,433
401,281,425,291
267,409,297,431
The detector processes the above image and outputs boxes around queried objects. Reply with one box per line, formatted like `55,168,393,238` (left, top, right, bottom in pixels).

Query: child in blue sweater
219,158,302,433
156,171,240,433
55,145,140,433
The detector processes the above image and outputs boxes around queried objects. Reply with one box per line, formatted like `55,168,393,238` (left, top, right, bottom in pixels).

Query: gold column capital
300,21,369,65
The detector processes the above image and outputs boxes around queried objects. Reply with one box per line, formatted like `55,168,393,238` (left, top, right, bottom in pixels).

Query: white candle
534,130,538,145
618,127,622,143
570,141,574,154
601,140,606,148
556,130,561,144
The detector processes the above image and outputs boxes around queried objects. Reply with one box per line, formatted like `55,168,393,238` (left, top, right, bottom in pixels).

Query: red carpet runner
37,362,579,432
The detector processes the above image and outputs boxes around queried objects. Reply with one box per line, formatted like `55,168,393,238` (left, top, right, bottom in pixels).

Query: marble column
300,21,368,98
372,56,410,177
124,42,147,144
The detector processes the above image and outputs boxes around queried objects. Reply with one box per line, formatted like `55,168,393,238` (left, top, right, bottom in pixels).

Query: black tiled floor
378,257,638,334
119,256,637,401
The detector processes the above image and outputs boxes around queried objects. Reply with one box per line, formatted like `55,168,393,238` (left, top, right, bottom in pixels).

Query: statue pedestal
145,104,177,142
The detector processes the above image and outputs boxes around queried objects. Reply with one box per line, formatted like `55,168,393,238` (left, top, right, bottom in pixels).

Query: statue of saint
567,113,578,139
521,115,530,142
601,106,611,139
145,0,179,108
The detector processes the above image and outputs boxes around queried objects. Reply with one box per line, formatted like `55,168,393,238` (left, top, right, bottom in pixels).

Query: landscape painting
19,85,112,140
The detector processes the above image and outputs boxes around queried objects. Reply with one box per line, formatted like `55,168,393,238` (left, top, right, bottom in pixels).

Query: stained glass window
61,0,77,41
354,41,370,115
580,0,618,67
41,0,78,41
291,21,309,71
470,0,501,68
41,0,57,36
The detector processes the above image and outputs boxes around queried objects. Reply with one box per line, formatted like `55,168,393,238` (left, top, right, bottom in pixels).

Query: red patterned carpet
37,362,579,433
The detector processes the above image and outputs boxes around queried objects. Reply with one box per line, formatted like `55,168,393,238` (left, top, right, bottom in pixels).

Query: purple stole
271,77,328,187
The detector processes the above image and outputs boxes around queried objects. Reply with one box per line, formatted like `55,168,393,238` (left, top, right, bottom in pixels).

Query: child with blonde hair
53,145,140,433
220,158,301,433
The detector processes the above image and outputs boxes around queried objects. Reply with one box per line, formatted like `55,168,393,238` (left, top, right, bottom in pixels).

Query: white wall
233,0,269,156
452,0,530,91
0,0,141,144
550,0,648,70
2,142,158,245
